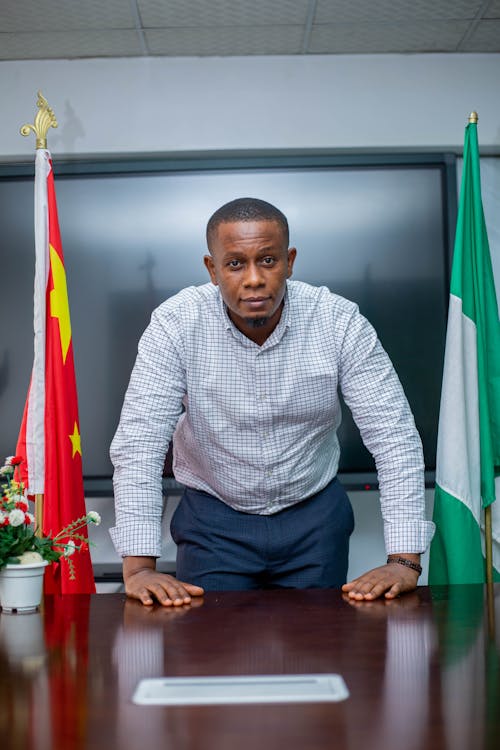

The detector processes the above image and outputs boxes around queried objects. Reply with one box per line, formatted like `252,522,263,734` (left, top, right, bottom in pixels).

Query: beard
244,316,269,328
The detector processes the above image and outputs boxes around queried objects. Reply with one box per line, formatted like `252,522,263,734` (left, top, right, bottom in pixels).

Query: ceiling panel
485,0,500,18
315,0,485,24
0,0,136,32
309,21,470,54
0,30,142,60
461,19,500,50
138,0,310,27
145,25,303,56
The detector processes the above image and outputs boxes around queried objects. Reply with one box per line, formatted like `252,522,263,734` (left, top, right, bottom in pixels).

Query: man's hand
342,554,421,601
123,556,204,607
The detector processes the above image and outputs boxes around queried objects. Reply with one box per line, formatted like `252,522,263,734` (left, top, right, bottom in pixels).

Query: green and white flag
429,118,500,584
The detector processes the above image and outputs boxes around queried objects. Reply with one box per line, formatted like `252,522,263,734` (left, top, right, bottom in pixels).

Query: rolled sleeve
384,519,436,556
109,521,162,558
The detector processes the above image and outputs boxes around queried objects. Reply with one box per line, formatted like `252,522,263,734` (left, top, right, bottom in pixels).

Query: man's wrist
123,555,157,581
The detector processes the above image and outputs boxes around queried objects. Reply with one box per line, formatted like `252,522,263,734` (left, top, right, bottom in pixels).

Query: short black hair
206,197,289,249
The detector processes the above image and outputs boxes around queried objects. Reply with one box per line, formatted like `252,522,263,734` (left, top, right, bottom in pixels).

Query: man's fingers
125,570,204,607
384,581,403,599
341,580,358,591
343,572,389,599
135,588,154,606
346,579,389,600
153,579,196,605
182,582,205,595
151,581,185,605
342,563,419,601
162,581,205,605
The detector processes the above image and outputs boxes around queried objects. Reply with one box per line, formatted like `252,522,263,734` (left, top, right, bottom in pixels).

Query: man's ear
204,254,218,285
287,247,297,278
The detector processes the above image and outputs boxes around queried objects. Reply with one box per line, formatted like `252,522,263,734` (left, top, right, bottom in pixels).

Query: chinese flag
16,150,95,594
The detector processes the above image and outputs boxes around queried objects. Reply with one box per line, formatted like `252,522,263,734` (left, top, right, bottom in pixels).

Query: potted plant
0,455,101,612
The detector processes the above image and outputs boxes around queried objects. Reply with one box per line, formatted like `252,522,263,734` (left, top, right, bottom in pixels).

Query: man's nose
243,262,264,286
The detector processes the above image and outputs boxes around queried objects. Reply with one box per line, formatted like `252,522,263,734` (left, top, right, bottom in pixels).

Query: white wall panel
1,54,499,161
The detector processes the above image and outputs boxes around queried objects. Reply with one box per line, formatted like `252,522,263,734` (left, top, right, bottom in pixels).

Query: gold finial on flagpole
20,91,58,149
469,111,478,124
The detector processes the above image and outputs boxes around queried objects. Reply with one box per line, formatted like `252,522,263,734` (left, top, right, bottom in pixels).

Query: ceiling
1,0,500,60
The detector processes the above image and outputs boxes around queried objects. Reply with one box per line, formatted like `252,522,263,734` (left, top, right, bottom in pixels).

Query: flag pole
485,506,495,638
19,92,58,538
485,504,493,591
468,110,496,637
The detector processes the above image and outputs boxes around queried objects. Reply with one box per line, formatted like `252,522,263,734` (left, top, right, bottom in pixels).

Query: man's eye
228,259,241,268
262,257,275,266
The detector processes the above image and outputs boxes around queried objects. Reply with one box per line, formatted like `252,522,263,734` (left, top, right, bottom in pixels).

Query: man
110,197,434,606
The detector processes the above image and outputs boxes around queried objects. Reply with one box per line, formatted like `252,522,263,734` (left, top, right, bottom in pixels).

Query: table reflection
432,585,500,750
342,592,436,750
0,595,91,750
111,600,203,750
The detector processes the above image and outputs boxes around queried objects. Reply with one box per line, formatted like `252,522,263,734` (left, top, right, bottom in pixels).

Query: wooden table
1,586,499,750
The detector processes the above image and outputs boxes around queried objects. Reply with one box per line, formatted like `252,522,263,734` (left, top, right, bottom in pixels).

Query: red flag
16,150,95,594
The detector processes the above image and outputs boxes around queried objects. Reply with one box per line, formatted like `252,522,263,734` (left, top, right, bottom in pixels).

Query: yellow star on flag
69,422,82,458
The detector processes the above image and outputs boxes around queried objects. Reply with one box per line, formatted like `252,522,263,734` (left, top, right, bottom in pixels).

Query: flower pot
0,561,49,614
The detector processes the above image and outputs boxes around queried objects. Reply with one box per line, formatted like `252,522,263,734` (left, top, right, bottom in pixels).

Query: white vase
0,561,49,614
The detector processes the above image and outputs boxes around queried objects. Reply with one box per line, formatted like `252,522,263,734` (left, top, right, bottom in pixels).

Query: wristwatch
386,556,422,576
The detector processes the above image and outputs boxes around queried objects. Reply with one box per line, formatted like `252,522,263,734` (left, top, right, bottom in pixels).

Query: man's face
204,220,296,343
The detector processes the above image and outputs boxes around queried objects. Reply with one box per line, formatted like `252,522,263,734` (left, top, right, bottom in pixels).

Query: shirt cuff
109,521,162,558
384,520,436,556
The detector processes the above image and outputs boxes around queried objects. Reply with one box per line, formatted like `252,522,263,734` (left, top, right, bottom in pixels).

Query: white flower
19,551,44,564
25,512,35,524
87,511,101,526
10,494,25,504
64,540,76,557
0,511,6,524
0,465,12,476
8,508,25,527
4,456,14,466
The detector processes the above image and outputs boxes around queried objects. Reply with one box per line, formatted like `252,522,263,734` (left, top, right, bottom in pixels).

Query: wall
1,53,500,160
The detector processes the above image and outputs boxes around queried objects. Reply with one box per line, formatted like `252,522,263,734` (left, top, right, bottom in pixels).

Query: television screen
0,155,453,487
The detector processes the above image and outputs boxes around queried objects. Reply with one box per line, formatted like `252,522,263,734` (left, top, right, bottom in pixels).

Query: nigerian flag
429,117,500,584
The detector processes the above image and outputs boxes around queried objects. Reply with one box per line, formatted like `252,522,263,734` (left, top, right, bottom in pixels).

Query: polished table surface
1,586,499,750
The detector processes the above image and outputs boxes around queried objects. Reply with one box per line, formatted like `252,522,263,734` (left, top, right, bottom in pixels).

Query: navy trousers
170,478,354,590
